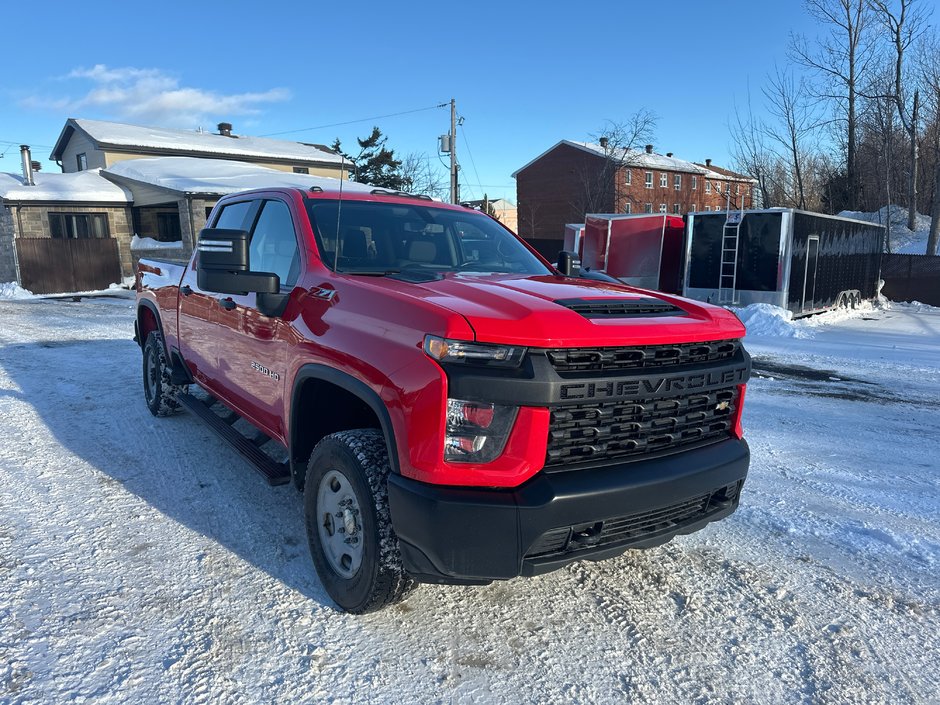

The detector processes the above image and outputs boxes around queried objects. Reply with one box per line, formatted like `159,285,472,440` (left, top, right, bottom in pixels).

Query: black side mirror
196,228,279,296
556,250,581,277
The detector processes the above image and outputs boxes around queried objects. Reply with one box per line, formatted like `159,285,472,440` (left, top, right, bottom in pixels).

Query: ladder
718,211,742,304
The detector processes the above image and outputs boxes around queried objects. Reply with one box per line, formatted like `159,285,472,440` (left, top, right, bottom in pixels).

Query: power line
260,103,448,137
458,118,484,201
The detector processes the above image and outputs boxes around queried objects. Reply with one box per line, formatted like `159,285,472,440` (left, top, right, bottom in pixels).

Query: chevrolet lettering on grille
559,366,748,401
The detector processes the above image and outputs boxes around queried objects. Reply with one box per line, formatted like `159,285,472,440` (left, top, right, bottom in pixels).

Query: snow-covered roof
103,157,374,196
0,168,132,203
512,140,710,177
695,162,757,183
52,118,345,165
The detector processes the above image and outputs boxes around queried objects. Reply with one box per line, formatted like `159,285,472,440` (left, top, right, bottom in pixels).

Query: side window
249,200,300,289
214,201,253,230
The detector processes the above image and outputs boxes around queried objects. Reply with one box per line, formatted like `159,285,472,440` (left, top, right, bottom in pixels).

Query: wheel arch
290,364,400,489
136,300,164,350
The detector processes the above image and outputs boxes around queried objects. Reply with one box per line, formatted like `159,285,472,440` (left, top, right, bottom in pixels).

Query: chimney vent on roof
217,122,233,137
599,136,609,149
20,145,34,186
705,158,712,167
645,144,653,154
666,152,673,158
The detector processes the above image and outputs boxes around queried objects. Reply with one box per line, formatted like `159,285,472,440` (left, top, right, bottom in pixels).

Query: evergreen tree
332,127,405,190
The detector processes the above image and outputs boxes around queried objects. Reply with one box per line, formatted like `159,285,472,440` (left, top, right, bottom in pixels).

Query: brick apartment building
513,140,756,258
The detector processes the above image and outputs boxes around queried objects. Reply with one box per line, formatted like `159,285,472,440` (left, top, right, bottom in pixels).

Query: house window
736,184,741,195
673,204,680,214
49,212,109,239
76,153,87,171
674,174,681,190
156,212,182,242
692,176,697,190
293,166,310,174
645,172,653,188
715,182,722,194
705,206,711,211
625,169,632,185
705,181,712,194
659,173,667,188
624,202,632,214
644,203,653,214
659,203,667,213
691,203,697,212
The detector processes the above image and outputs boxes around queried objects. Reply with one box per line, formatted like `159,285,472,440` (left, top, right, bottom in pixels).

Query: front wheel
142,331,186,416
304,429,416,613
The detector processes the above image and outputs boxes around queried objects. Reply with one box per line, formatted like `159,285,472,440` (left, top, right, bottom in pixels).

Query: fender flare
289,364,401,479
136,299,165,350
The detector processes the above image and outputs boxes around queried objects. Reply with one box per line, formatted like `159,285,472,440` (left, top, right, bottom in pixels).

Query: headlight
444,399,517,463
424,335,525,368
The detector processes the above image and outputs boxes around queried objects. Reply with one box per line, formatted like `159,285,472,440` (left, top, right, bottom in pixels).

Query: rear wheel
142,331,186,416
304,429,416,613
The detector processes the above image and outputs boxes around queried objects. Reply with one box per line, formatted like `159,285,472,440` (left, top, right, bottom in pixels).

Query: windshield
305,199,551,276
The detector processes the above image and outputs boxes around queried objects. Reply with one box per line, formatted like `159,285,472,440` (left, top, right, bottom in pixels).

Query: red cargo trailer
582,214,685,294
563,224,585,258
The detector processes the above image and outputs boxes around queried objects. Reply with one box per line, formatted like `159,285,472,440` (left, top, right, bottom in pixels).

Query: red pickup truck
135,186,750,613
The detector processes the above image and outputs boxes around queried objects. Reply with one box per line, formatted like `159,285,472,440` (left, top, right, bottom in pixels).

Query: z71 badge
251,361,281,381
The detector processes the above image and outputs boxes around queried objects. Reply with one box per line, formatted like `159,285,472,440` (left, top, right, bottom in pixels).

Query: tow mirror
196,228,279,296
556,250,581,277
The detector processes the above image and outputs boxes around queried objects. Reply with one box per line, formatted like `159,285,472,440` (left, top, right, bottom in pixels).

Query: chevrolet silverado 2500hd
135,187,750,613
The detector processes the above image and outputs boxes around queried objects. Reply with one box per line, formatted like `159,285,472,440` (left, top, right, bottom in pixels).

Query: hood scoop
554,297,683,319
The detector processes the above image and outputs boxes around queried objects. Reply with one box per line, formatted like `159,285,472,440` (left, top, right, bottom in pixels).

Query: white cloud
22,64,290,127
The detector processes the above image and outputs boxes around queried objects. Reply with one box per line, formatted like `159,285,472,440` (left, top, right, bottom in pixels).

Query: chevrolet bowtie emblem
716,401,731,411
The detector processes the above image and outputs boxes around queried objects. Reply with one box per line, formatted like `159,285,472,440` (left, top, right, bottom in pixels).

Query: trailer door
801,235,819,311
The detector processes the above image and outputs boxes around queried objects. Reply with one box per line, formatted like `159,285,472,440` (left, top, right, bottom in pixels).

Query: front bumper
388,437,749,584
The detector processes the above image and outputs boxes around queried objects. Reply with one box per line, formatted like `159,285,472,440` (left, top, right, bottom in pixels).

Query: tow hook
570,522,604,547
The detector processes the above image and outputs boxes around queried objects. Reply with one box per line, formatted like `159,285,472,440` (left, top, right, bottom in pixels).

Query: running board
176,393,291,486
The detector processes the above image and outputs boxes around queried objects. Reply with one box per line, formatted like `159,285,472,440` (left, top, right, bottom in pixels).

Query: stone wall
0,209,17,282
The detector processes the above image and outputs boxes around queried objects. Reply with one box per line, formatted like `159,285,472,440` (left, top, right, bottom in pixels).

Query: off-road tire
142,331,185,416
304,429,417,613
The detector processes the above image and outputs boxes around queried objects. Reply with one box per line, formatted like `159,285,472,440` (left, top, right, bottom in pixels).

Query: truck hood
379,273,745,347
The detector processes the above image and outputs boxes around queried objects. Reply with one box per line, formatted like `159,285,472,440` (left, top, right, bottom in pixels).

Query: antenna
334,155,346,273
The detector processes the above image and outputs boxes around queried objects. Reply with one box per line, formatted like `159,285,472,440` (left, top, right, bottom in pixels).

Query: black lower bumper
387,438,749,584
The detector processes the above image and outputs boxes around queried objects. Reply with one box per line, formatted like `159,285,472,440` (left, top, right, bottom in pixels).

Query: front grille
546,339,740,373
545,387,738,468
554,297,682,318
525,484,740,559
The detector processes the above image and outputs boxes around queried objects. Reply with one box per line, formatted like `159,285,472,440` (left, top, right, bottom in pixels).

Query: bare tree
400,152,448,200
790,0,875,210
868,0,930,230
762,68,823,209
731,90,778,207
573,110,657,215
918,31,940,254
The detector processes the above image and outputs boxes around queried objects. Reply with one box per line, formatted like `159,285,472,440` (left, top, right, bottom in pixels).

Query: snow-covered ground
1,297,938,704
839,205,933,255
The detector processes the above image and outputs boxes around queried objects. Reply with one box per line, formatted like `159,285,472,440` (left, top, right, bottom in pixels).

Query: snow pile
131,234,184,251
105,157,374,197
0,282,34,299
733,304,812,338
839,205,932,254
0,168,132,202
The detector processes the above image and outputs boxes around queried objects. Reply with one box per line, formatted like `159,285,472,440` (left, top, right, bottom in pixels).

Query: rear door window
213,200,253,230
249,200,301,289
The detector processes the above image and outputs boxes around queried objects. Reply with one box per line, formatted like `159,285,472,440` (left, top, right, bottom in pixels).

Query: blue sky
1,1,820,202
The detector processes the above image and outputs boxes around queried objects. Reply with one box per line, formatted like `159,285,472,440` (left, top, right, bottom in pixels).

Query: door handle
180,285,193,296
218,298,236,310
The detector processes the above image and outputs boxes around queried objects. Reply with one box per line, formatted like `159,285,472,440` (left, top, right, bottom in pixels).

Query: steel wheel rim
316,469,364,579
145,345,159,404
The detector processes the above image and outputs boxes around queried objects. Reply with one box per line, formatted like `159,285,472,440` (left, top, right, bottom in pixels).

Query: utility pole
450,98,458,204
